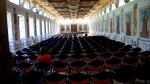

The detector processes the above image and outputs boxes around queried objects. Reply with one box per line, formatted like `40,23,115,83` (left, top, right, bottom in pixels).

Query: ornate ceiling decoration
33,0,110,19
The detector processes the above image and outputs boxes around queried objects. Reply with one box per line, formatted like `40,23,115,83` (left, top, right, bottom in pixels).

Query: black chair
91,71,112,84
45,73,66,84
121,45,132,52
135,64,150,84
68,73,89,84
139,51,150,59
56,54,69,63
105,58,121,69
34,62,50,72
131,47,142,52
113,51,126,59
17,62,33,72
12,71,21,84
70,61,86,74
113,65,134,84
126,51,139,58
21,70,44,84
87,60,104,74
122,57,138,67
85,53,98,62
71,54,84,62
52,61,68,73
140,57,150,64
100,52,112,61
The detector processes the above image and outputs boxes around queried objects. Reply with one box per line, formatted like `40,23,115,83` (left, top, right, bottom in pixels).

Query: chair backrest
69,73,89,84
45,73,66,84
91,71,112,84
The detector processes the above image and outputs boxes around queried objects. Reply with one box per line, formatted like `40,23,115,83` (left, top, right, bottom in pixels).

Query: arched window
29,17,34,37
106,6,109,13
32,8,37,12
39,11,43,15
24,1,30,9
119,0,126,7
36,19,40,36
18,15,26,39
43,12,47,17
9,0,19,5
31,2,37,12
112,3,116,10
7,12,13,41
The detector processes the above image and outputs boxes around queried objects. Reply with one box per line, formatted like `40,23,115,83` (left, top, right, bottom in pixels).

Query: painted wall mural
110,18,113,33
34,15,37,36
99,19,101,32
60,25,65,31
66,25,70,31
120,9,124,33
139,6,150,38
26,12,30,38
112,12,115,33
116,15,120,34
44,21,46,34
105,16,109,33
40,18,42,35
101,19,104,32
125,11,132,36
104,19,107,32
133,4,137,36
79,25,82,31
89,0,150,51
13,8,20,41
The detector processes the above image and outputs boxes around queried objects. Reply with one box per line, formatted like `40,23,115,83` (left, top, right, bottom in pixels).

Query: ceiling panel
34,0,110,19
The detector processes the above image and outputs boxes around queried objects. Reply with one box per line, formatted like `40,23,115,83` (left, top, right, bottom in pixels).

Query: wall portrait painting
66,25,70,31
60,25,65,31
140,6,150,38
79,25,82,31
112,12,115,33
84,24,87,31
125,11,132,36
110,18,113,33
26,12,30,38
116,15,120,34
13,8,19,40
105,16,109,33
34,15,37,36
133,4,137,36
101,20,104,32
120,9,124,33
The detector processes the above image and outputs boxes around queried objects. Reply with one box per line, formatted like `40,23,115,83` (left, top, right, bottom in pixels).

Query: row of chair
12,34,150,84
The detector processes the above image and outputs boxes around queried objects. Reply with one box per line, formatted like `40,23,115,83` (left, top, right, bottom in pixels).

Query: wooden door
71,24,77,32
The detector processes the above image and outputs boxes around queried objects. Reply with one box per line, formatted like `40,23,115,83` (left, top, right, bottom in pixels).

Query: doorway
71,24,77,32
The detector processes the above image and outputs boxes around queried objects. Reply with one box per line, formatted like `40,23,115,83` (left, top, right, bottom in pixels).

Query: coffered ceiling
33,0,111,19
